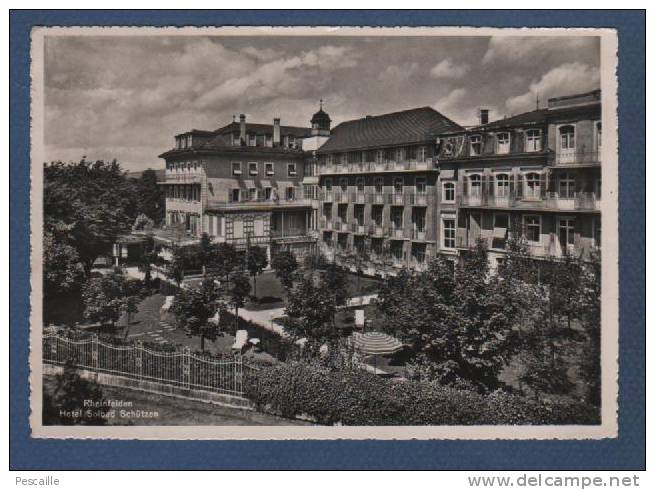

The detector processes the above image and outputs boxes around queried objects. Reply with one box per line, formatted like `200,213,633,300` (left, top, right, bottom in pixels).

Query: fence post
183,347,191,389
236,354,243,396
135,341,143,380
91,334,98,370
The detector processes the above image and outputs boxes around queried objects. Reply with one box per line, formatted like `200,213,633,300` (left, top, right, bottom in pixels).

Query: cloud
482,36,599,66
505,62,600,114
380,62,419,83
429,58,470,79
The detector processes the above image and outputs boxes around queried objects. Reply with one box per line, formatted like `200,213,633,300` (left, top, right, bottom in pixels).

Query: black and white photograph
29,26,619,439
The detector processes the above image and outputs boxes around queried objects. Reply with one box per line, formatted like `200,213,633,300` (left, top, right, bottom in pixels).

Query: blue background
10,10,645,470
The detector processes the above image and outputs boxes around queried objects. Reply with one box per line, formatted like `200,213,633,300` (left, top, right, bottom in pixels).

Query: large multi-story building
437,89,601,269
155,89,601,275
314,107,463,275
158,110,329,260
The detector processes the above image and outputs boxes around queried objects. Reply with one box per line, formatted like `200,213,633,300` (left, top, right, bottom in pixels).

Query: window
374,177,383,194
525,172,542,199
264,187,272,200
249,162,258,176
524,215,541,243
265,162,274,176
232,162,242,176
244,218,254,237
393,177,404,194
391,206,403,229
338,204,348,222
442,181,455,203
325,178,332,192
559,125,575,150
371,205,383,226
525,129,541,152
469,174,482,197
593,216,601,248
558,217,575,249
248,188,257,200
558,172,576,199
406,146,417,161
412,207,426,232
340,178,348,191
287,163,297,177
248,134,256,147
595,121,602,150
231,188,240,203
442,218,456,249
418,146,427,162
495,173,510,198
354,205,365,225
356,177,365,193
415,177,426,194
323,203,332,220
496,132,510,154
390,241,404,260
286,187,295,200
395,148,404,162
470,135,482,156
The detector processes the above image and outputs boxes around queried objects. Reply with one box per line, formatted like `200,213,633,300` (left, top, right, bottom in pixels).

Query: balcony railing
366,193,386,204
270,228,308,239
349,222,367,234
349,192,367,204
368,224,385,236
459,190,600,211
320,159,436,175
551,151,600,166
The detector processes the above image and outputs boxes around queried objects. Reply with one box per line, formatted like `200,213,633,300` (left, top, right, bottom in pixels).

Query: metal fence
43,334,245,396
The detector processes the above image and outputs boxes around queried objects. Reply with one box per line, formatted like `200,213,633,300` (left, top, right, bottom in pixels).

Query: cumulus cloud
482,36,599,66
429,58,470,79
380,62,419,83
505,62,600,114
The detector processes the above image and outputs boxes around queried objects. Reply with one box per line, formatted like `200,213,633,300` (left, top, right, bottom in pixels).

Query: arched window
495,173,510,198
525,172,541,199
559,125,576,150
496,132,510,154
525,129,541,152
470,135,482,156
469,174,482,197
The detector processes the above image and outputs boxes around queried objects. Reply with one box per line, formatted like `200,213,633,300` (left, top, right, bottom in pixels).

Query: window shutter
462,176,468,196
540,173,547,198
481,174,487,204
489,174,495,197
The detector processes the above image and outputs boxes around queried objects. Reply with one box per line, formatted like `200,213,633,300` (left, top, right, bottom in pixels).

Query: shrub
244,362,600,426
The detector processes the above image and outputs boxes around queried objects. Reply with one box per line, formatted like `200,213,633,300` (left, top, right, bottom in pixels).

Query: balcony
319,159,437,175
366,193,386,204
164,169,204,183
350,222,367,234
333,219,347,231
368,224,385,237
386,192,408,205
389,226,409,240
410,228,428,241
551,151,600,166
210,192,311,211
350,192,367,204
459,190,600,212
333,190,349,203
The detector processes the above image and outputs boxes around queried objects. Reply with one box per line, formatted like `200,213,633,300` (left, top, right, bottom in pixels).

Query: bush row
244,362,600,426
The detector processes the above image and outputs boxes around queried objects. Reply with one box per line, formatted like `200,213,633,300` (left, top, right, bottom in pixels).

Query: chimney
479,109,489,126
273,118,281,146
239,114,246,144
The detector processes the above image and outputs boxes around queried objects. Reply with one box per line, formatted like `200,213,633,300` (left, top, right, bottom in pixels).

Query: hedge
244,362,600,426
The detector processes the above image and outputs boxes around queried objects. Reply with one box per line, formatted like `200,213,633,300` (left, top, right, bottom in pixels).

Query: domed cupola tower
311,99,331,136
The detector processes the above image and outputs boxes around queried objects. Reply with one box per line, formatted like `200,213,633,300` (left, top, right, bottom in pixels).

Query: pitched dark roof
215,121,312,138
470,109,548,132
317,107,463,153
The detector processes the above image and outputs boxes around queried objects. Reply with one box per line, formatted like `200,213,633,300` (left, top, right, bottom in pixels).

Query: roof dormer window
496,132,510,154
470,135,482,156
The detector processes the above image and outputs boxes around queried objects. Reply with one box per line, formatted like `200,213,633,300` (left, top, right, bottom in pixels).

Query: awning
353,332,403,356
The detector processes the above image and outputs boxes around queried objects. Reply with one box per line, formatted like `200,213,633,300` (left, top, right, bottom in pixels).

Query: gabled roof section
317,106,463,153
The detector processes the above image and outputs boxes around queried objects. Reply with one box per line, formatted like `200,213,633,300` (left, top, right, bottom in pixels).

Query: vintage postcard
29,26,618,440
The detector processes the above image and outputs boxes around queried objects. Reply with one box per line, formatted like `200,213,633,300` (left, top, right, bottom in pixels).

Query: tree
137,235,161,289
133,168,165,225
285,274,338,342
323,262,349,310
81,270,139,328
132,213,155,232
43,360,107,425
43,230,85,297
210,242,243,281
379,242,521,392
271,250,298,291
44,159,138,277
170,278,224,351
166,245,186,287
228,271,251,330
246,245,268,298
577,250,601,406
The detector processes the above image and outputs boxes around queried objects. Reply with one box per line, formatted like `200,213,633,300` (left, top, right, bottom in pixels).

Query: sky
43,34,600,172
